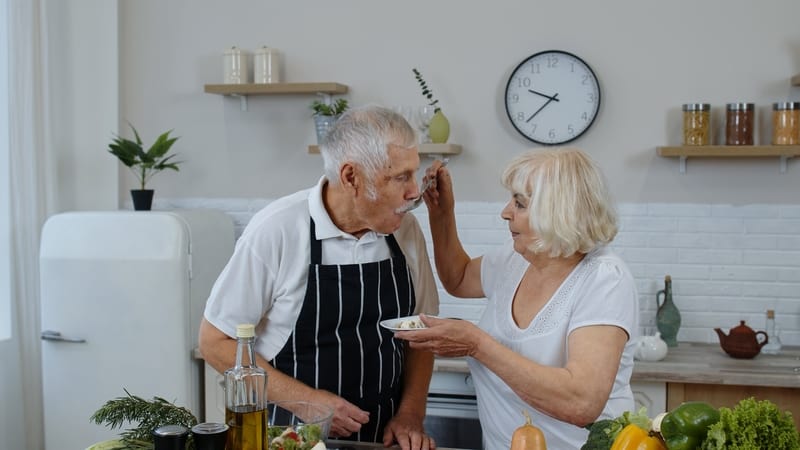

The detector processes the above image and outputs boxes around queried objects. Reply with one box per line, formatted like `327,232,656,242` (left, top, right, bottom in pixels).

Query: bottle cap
767,309,775,319
682,103,710,111
236,323,256,338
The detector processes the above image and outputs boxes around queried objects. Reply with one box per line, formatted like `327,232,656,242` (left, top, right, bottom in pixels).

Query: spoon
402,159,448,212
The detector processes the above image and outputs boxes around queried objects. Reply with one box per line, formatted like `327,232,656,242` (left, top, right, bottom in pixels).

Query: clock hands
528,89,560,102
526,93,559,123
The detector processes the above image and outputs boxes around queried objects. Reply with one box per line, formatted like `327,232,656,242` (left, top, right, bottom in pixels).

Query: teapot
714,320,768,359
633,331,669,362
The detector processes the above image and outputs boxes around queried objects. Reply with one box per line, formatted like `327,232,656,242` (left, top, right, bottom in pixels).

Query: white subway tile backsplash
646,233,713,249
709,266,778,282
744,219,800,235
742,250,800,266
711,234,777,250
620,217,678,232
648,203,711,217
777,268,800,282
678,249,741,265
780,205,800,218
678,217,744,233
162,198,800,346
711,204,780,218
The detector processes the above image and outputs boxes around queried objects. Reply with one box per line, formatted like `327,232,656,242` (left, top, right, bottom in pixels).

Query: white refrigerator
39,210,235,450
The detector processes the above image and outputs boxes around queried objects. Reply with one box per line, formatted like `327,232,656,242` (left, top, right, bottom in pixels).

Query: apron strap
310,218,321,264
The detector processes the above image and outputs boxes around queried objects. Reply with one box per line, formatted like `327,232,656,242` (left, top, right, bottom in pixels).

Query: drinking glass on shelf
417,106,436,144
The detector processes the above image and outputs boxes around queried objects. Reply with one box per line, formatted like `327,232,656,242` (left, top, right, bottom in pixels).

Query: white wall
113,0,800,204
47,0,118,212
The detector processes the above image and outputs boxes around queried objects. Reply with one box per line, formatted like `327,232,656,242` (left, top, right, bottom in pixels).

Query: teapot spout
714,327,728,343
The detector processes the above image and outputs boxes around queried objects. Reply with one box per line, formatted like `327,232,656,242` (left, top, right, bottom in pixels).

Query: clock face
504,50,601,145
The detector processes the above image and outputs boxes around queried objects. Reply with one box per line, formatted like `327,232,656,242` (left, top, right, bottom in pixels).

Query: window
0,0,10,340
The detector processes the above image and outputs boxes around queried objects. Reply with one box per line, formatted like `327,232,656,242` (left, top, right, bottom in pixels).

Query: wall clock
504,50,601,145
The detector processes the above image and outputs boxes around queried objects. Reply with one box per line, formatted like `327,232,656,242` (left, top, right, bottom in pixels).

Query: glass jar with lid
682,103,711,145
772,102,800,145
725,103,755,145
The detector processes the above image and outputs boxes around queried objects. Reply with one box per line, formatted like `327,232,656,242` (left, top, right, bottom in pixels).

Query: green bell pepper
659,401,720,450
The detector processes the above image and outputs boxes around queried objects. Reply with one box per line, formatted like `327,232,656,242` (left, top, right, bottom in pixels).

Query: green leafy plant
107,124,181,190
310,98,349,117
90,389,198,449
413,68,441,112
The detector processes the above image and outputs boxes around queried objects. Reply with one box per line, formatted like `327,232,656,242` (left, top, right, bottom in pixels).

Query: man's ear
340,163,358,192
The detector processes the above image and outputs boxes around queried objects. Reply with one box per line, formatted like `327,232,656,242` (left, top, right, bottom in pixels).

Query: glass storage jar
682,103,711,145
772,102,800,145
725,102,755,145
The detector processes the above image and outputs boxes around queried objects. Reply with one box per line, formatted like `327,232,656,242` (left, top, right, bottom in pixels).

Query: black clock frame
504,50,601,146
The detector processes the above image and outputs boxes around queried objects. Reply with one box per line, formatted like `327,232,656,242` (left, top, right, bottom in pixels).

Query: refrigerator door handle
40,330,87,343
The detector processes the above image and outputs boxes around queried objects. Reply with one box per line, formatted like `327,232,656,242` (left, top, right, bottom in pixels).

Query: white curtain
8,0,55,447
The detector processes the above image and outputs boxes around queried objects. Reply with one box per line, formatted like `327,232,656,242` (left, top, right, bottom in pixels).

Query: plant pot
130,189,154,211
429,110,450,144
314,114,339,144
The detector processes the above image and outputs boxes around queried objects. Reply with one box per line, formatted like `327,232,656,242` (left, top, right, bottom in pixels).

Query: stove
423,359,481,449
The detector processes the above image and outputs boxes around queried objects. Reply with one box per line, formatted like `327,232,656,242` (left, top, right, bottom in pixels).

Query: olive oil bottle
225,324,269,450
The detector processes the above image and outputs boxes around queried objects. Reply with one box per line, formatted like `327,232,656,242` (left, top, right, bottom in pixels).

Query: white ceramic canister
223,46,248,84
253,46,281,83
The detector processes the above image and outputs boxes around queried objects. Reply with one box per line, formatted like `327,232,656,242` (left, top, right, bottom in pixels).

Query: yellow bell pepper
610,424,666,450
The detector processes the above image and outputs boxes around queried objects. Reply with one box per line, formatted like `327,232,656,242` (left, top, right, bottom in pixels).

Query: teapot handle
756,331,769,347
656,289,665,308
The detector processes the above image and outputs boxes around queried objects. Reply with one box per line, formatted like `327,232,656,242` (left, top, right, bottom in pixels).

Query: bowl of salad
268,401,333,450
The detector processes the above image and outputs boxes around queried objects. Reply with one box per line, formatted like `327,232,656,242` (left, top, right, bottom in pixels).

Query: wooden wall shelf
204,82,348,110
656,145,800,173
308,143,462,156
204,82,348,96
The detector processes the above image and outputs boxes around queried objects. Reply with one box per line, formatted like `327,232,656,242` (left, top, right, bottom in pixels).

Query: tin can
192,422,229,450
254,46,281,84
725,103,755,145
223,46,248,84
153,424,190,450
772,102,800,145
682,103,711,145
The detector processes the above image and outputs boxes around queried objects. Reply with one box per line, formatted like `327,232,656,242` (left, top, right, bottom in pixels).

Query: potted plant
107,124,181,211
311,98,349,144
412,68,450,143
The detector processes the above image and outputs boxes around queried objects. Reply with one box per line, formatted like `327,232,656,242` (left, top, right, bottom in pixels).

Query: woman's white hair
501,147,618,257
320,105,417,199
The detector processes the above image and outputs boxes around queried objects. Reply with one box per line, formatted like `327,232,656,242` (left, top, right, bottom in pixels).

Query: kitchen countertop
433,343,800,388
327,439,465,450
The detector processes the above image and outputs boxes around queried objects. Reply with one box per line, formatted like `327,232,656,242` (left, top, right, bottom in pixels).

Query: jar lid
773,102,800,110
726,102,754,111
682,103,710,111
153,424,190,437
192,422,229,435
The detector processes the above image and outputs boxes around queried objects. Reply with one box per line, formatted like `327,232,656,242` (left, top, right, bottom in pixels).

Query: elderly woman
396,148,638,449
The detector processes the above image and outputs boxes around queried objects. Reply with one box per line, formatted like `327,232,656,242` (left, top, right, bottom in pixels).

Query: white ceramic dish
380,315,431,331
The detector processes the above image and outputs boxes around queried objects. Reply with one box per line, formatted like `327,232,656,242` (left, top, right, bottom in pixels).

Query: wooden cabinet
667,382,800,429
631,381,667,414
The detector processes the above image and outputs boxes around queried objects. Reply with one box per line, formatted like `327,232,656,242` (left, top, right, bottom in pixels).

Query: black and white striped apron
272,219,416,442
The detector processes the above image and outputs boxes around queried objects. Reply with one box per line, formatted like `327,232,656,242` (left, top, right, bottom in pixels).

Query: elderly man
199,105,439,450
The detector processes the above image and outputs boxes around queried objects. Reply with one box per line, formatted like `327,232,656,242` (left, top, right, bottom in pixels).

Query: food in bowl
268,401,333,450
398,318,425,329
